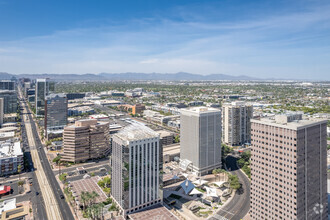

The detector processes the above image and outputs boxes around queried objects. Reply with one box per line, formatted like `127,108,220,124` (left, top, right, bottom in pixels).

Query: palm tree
80,191,88,212
17,165,22,181
90,191,99,205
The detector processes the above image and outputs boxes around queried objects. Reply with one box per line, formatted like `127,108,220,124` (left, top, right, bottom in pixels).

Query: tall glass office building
36,79,55,117
0,90,17,114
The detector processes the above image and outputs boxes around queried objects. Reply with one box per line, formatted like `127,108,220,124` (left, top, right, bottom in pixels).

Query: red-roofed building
0,185,11,196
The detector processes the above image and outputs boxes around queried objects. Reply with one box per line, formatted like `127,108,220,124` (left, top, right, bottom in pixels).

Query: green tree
228,174,241,190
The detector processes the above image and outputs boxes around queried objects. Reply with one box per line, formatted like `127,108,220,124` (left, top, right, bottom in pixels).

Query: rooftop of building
156,130,174,138
115,124,159,142
163,143,180,155
222,101,252,107
180,106,220,115
0,198,16,215
251,115,327,130
0,140,22,158
128,204,179,220
45,93,67,99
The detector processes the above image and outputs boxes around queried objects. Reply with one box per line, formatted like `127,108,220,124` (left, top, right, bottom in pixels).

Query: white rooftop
251,117,327,130
115,124,159,142
0,198,16,215
0,140,22,158
181,106,220,115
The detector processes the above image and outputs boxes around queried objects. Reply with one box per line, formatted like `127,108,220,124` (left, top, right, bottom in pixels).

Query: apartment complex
0,140,23,176
62,119,110,163
222,101,253,146
111,124,162,217
35,79,55,117
250,114,328,220
45,93,68,132
180,107,222,175
0,90,17,114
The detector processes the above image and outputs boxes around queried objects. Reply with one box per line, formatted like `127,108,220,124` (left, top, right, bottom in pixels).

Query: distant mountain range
0,71,264,81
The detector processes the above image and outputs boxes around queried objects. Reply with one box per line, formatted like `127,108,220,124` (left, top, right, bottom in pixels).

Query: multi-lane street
19,88,74,220
211,155,250,220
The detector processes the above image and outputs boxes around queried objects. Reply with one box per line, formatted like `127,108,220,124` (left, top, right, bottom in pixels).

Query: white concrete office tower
111,124,162,217
35,79,55,117
222,101,253,146
180,107,222,175
0,98,3,125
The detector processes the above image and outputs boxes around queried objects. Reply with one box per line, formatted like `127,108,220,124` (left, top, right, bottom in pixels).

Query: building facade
45,93,68,132
111,124,162,217
0,140,23,176
180,107,222,175
222,102,253,146
0,98,3,125
0,80,15,91
35,79,55,117
62,119,110,163
250,114,328,220
0,90,17,114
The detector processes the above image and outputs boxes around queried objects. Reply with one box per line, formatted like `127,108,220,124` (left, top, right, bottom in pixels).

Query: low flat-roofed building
0,140,23,176
163,143,180,163
156,130,174,146
0,198,16,216
89,114,109,120
0,127,18,133
3,113,17,123
1,122,17,128
94,99,122,106
0,132,15,141
0,199,29,220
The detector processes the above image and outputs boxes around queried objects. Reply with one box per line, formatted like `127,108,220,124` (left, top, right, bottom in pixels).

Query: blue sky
0,0,330,80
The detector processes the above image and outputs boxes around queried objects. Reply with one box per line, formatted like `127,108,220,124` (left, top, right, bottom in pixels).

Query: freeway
19,89,74,220
210,155,250,220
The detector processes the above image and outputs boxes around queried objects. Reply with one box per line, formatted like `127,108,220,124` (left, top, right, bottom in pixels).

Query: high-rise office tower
35,79,55,117
180,107,222,175
0,90,17,114
0,80,15,91
222,101,253,146
111,124,162,217
250,114,328,220
62,119,110,163
45,93,68,132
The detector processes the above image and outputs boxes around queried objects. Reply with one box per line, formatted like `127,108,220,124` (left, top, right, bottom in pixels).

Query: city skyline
0,0,330,80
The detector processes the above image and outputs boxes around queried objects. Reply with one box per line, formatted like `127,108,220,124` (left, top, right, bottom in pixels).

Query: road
19,88,74,220
211,155,250,220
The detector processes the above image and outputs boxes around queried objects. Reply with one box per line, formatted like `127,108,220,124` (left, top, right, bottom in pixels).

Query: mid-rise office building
0,140,23,176
0,98,3,125
111,124,162,217
62,119,110,163
0,80,15,91
180,107,222,175
45,93,68,132
222,101,253,146
250,114,328,219
0,90,17,114
35,79,55,117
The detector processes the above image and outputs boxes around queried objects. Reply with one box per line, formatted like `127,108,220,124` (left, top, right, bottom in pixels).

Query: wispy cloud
0,1,330,79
